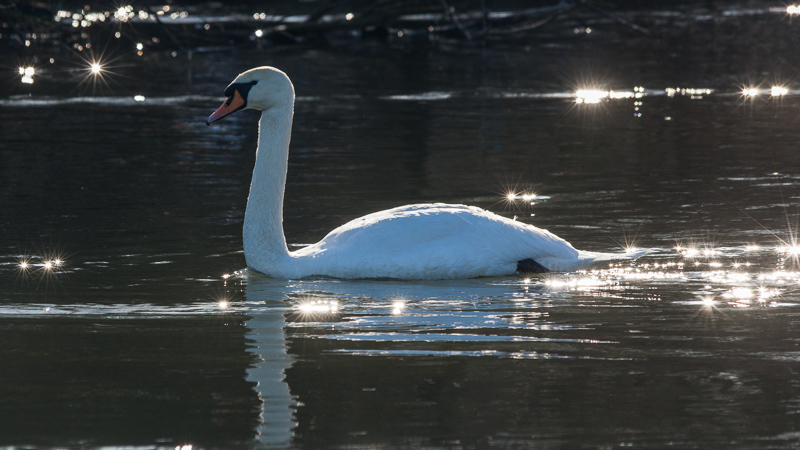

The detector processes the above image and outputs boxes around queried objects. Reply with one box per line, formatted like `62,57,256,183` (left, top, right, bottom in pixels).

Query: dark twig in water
440,0,472,40
1,0,652,54
488,8,574,36
145,5,187,52
582,1,651,35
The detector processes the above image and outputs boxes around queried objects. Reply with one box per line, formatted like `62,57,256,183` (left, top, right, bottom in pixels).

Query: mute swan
206,66,642,279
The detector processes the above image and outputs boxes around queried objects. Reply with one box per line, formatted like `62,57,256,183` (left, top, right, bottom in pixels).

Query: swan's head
206,66,294,125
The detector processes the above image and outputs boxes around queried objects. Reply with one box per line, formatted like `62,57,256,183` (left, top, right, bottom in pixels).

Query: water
3,2,800,448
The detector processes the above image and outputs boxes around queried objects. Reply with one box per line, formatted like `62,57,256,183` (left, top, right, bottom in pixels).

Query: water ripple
0,301,237,317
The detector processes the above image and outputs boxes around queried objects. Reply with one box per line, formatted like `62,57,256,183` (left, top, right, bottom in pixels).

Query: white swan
206,66,642,279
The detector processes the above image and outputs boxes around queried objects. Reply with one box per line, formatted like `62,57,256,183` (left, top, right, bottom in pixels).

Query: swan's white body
208,67,640,280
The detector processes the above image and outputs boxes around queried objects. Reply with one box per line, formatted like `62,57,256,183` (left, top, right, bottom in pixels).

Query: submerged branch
257,0,651,42
1,0,652,53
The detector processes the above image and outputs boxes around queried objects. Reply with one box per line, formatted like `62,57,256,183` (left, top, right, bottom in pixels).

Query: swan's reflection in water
243,275,550,446
242,273,631,447
243,278,296,448
241,258,800,448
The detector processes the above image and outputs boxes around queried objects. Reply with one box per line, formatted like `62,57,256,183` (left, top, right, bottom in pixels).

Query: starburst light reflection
625,246,640,255
391,301,406,315
742,88,759,97
681,247,700,258
771,86,789,96
19,66,35,84
297,299,340,315
505,192,537,203
778,245,800,256
728,287,753,299
114,5,134,22
575,89,608,104
73,51,124,95
10,252,69,286
531,233,800,318
776,244,800,268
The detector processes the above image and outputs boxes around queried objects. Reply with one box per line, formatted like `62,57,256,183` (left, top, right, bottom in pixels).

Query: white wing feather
290,203,630,279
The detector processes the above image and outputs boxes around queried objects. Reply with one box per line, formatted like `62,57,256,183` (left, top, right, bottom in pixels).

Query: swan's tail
533,249,648,273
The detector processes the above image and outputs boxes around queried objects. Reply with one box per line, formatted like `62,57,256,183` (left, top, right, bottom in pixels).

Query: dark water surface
4,3,800,449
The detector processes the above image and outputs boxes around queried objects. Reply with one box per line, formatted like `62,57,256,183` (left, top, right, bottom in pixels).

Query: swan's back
291,203,599,279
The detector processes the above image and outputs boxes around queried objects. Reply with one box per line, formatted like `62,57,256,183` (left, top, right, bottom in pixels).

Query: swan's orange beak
206,90,246,125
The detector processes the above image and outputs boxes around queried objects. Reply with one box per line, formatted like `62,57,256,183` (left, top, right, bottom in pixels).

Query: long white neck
243,105,294,274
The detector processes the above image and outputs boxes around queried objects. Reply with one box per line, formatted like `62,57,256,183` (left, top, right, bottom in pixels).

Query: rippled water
4,3,800,449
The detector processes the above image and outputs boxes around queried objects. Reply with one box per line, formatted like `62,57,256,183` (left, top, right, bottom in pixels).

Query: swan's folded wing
295,203,584,278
